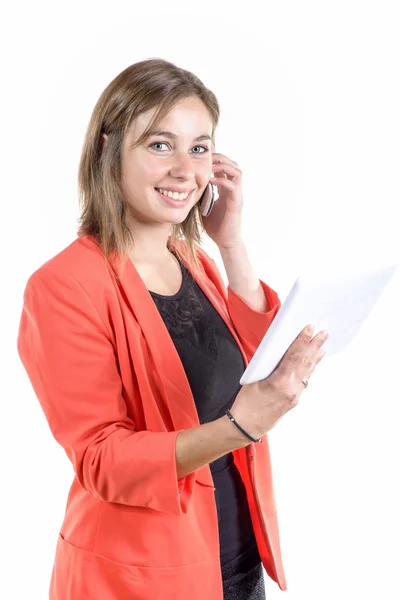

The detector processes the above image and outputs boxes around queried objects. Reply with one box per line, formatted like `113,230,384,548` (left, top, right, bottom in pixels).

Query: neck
124,217,173,265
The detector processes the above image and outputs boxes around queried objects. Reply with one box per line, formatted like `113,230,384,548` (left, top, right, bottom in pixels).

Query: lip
155,188,194,207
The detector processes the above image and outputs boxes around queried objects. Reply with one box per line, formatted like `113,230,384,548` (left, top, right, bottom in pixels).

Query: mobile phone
199,183,215,217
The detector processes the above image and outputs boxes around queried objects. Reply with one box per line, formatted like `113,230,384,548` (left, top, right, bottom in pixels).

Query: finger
209,176,236,191
297,347,326,390
296,334,328,383
212,153,239,167
277,324,315,377
211,163,242,181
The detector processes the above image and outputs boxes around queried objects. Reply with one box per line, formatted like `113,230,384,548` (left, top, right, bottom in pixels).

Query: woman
17,58,328,599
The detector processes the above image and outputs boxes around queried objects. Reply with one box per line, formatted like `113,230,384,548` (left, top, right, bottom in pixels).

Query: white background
2,1,399,598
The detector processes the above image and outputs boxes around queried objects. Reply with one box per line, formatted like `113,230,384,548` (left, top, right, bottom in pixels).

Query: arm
17,266,203,516
175,414,249,479
219,240,268,312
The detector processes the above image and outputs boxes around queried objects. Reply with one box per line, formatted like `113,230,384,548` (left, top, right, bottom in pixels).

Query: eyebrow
147,130,212,142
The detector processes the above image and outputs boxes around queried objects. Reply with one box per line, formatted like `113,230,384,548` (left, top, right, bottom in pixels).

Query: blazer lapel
105,240,247,486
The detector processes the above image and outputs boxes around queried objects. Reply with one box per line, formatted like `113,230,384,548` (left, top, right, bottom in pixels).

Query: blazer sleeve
17,266,191,516
226,280,281,361
201,252,281,363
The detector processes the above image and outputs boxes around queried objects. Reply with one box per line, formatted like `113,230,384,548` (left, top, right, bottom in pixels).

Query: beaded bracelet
225,409,263,443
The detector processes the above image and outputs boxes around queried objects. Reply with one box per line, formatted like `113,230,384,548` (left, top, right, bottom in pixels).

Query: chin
166,210,193,224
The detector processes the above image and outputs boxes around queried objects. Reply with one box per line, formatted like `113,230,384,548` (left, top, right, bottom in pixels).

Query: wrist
225,409,263,444
216,412,252,450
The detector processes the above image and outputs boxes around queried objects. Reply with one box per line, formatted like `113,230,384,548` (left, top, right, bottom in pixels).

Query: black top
148,249,261,577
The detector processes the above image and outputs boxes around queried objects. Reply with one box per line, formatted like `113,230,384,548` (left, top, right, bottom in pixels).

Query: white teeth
157,188,189,200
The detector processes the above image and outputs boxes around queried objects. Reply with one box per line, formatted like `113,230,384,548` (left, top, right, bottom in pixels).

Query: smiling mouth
154,188,194,205
155,188,194,198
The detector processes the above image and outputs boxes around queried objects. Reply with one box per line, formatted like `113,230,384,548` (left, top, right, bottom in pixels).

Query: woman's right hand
229,325,329,440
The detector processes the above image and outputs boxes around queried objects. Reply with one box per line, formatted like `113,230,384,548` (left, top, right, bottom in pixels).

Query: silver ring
301,378,309,388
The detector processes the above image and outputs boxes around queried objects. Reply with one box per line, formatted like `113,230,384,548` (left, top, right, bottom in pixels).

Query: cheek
143,160,172,182
199,160,213,182
122,149,160,177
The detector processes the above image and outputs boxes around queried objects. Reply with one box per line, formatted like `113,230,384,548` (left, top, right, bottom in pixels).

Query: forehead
128,96,213,141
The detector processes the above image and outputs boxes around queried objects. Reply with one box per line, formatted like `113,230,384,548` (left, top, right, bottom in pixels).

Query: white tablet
239,262,398,386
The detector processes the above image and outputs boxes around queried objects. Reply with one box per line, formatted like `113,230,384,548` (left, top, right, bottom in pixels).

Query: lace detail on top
149,259,217,354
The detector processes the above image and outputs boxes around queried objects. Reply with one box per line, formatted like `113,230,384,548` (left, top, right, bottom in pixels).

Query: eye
192,145,209,154
150,142,169,152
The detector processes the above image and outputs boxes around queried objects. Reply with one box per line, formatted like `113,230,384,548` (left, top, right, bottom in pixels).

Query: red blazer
17,234,288,599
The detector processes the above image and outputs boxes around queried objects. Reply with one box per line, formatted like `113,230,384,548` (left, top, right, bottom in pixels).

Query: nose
169,152,195,180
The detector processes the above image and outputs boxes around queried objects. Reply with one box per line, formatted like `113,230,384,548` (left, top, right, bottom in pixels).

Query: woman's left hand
202,152,244,250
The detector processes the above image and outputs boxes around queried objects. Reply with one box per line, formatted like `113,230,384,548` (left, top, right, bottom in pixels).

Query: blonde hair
77,58,220,276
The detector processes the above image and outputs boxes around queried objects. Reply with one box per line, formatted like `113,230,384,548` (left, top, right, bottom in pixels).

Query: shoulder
24,235,112,299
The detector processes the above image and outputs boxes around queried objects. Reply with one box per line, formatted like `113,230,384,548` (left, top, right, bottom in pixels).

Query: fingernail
306,325,314,334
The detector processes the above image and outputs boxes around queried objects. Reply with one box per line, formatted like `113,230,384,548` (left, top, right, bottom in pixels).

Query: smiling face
120,96,214,230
